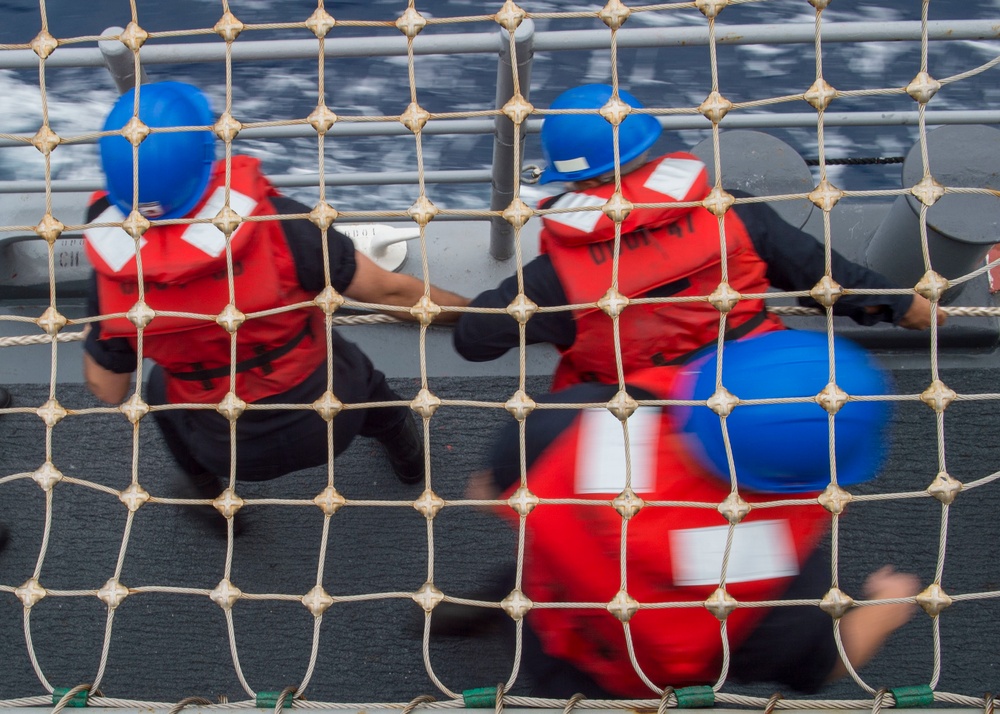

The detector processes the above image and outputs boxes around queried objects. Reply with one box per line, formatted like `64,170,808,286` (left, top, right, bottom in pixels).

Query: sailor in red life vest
81,82,469,526
462,331,919,697
453,84,945,391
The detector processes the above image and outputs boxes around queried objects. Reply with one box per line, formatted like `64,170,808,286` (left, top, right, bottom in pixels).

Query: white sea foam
0,0,995,206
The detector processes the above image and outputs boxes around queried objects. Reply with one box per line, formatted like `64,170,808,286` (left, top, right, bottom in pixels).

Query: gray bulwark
865,124,1000,303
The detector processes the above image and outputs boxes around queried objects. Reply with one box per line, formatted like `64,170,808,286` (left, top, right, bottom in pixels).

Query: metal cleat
336,223,420,273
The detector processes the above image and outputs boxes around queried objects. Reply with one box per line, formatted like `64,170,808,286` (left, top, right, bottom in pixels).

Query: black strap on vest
650,309,771,368
168,323,312,385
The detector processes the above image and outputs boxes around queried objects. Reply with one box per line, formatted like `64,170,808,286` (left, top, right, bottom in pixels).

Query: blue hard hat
539,84,663,185
100,81,216,220
675,330,893,493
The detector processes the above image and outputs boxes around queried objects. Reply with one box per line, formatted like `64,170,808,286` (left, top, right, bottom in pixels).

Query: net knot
915,583,952,617
306,8,336,38
819,586,855,619
927,471,962,505
36,306,67,335
119,22,148,51
718,491,750,524
808,179,843,211
214,112,242,142
37,398,68,426
494,1,527,32
413,489,445,519
214,10,245,42
818,483,853,514
31,29,58,59
210,578,242,610
613,488,644,519
396,7,428,37
31,125,60,155
507,487,539,516
35,213,65,244
704,586,737,620
313,486,346,515
302,585,335,616
699,91,732,124
607,589,639,622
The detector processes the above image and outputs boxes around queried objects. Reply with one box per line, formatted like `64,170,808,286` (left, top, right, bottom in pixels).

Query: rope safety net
0,0,999,711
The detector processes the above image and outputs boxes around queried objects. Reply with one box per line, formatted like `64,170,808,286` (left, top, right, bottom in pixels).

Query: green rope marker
256,691,295,709
463,687,497,708
891,685,935,708
52,688,89,707
675,686,715,708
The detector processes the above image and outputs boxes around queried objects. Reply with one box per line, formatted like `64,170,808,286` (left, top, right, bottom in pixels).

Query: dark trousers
519,545,838,697
147,335,410,482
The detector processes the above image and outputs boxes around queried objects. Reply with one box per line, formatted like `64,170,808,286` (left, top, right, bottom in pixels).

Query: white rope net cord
0,0,999,711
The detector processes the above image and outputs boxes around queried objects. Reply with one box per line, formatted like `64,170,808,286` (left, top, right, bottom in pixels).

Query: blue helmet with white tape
675,330,893,493
99,81,216,220
539,84,663,185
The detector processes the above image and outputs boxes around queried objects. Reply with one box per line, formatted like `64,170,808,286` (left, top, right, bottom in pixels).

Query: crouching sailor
82,81,469,531
472,330,919,696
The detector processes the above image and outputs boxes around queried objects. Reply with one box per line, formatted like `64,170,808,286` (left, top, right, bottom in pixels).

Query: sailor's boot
378,413,425,485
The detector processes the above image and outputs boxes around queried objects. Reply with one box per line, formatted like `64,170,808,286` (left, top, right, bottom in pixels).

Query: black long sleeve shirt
453,193,913,362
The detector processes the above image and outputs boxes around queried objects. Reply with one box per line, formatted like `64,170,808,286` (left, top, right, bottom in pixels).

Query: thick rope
4,302,997,350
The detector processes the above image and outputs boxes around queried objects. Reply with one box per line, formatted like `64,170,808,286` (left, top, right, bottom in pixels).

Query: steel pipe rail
0,169,494,196
489,19,535,259
0,20,997,69
3,111,1000,151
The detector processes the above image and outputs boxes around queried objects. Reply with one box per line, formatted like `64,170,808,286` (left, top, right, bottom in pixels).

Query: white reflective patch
83,204,145,273
553,156,590,174
643,158,705,200
574,407,659,494
545,192,606,234
180,187,258,257
669,519,799,586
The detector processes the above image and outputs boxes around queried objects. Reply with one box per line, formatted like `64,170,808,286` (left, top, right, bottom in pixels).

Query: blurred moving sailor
463,330,919,696
454,83,945,390
81,82,469,524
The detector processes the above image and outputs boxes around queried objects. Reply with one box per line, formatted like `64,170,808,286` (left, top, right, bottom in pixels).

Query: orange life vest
540,153,783,390
84,156,327,404
507,368,830,695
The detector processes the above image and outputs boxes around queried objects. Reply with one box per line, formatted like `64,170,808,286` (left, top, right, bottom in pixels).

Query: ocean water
1,0,999,212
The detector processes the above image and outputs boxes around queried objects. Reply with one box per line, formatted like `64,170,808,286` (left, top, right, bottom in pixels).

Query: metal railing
2,19,999,185
1,16,999,263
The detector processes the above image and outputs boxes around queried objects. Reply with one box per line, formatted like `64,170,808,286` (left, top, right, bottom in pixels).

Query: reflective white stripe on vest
82,188,259,273
643,157,704,200
574,407,659,494
545,192,607,234
669,519,799,586
180,187,258,257
84,204,146,273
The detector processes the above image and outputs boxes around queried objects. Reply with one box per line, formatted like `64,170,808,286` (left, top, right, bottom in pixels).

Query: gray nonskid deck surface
0,370,998,703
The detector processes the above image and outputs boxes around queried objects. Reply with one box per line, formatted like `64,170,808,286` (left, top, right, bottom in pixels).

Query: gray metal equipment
690,129,815,230
99,26,149,94
865,124,1000,303
489,19,535,261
